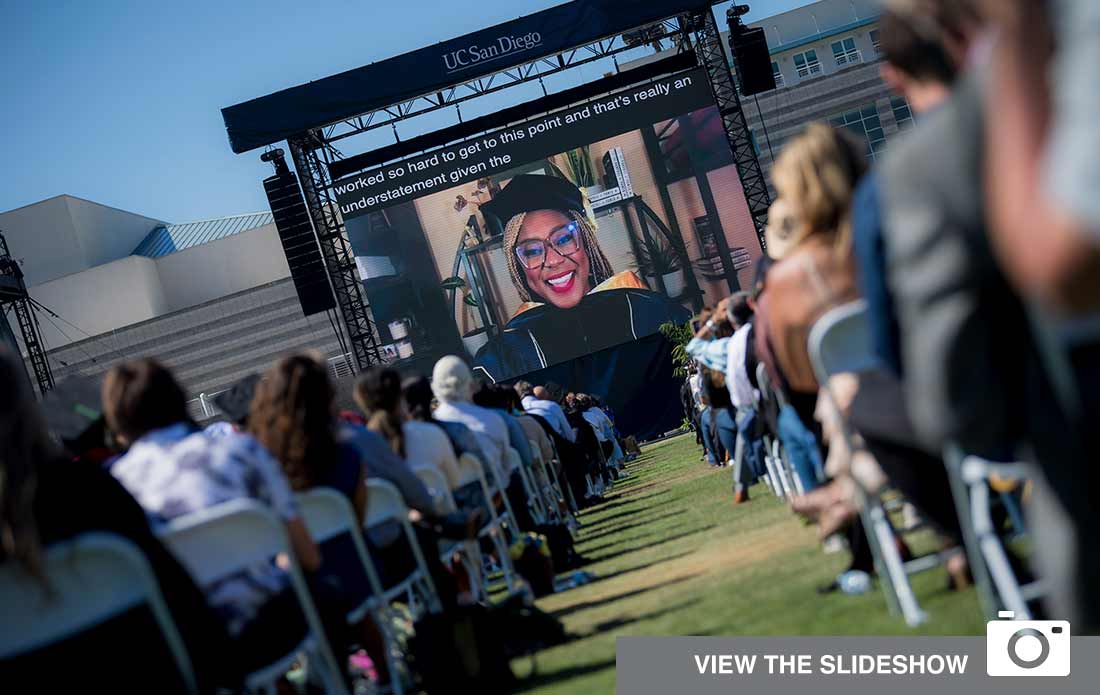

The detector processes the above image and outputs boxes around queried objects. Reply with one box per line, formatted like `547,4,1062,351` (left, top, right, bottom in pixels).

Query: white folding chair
943,446,1045,619
808,299,948,627
508,446,548,525
158,499,349,694
528,438,570,526
411,466,485,601
296,488,408,695
363,479,443,617
0,532,198,694
454,452,520,595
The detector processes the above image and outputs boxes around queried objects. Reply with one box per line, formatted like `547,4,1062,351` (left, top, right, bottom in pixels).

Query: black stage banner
221,0,711,154
333,68,712,220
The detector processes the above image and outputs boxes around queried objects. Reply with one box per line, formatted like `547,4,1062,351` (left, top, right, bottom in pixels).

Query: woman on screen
473,173,689,381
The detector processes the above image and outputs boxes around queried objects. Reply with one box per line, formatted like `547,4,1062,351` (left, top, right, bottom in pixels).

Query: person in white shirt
515,381,575,442
103,359,322,640
433,356,537,531
431,356,513,485
578,394,625,470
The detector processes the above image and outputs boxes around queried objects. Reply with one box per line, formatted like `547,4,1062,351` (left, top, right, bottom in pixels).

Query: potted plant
636,235,687,298
550,148,601,202
441,275,487,356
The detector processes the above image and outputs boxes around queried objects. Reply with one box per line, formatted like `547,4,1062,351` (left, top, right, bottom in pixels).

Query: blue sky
0,0,811,222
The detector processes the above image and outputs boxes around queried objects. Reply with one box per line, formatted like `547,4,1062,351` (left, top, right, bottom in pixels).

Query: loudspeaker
263,172,336,317
729,26,776,97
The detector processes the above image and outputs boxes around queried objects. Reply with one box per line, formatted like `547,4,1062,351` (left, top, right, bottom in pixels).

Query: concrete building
742,0,912,180
0,195,345,415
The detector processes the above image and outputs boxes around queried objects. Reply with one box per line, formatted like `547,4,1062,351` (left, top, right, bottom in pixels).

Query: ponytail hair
355,367,406,457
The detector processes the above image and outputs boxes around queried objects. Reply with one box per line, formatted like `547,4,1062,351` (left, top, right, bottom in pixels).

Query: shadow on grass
577,505,651,530
583,550,695,585
584,524,716,563
579,524,687,558
552,573,701,618
581,489,670,516
511,657,617,692
578,509,686,544
590,599,700,633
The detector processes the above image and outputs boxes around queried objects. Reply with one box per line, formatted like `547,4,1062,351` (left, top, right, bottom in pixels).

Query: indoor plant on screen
552,147,601,202
637,235,687,298
440,275,488,357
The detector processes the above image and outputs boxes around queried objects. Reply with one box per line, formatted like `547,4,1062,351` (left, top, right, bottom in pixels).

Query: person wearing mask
0,349,234,691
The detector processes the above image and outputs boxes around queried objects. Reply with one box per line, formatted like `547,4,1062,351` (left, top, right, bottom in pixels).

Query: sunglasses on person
513,221,581,270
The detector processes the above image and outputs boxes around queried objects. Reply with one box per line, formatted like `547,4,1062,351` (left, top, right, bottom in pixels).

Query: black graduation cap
213,373,261,424
479,174,585,236
41,375,104,443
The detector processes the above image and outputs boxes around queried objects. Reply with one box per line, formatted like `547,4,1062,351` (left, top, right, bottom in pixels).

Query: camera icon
986,611,1070,677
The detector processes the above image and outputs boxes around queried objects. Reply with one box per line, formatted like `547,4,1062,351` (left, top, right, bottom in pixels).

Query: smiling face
514,209,591,309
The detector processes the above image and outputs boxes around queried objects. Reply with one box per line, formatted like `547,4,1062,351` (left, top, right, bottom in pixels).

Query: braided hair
504,209,615,304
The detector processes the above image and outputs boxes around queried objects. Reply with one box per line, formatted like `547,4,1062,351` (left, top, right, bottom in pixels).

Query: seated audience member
401,374,493,472
501,385,556,468
515,380,575,443
0,350,233,692
472,381,536,475
751,127,876,573
248,355,396,680
564,403,607,496
103,359,337,674
514,383,590,509
336,417,437,518
577,394,625,474
356,367,460,490
433,356,513,487
449,375,537,532
755,124,865,413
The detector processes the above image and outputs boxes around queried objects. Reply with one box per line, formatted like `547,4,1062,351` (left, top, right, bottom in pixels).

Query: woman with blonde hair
755,123,867,398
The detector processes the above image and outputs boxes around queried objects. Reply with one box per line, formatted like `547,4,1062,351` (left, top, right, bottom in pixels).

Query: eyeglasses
513,221,581,270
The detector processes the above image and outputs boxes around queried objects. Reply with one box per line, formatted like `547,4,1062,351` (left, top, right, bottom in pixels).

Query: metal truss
288,3,770,371
1,231,54,396
321,18,686,146
686,9,771,249
287,134,384,371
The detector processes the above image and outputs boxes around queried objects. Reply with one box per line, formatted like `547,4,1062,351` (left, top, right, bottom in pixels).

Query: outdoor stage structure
1,231,54,396
222,0,772,439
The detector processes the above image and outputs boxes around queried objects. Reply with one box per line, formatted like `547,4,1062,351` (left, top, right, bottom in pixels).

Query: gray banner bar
617,636,1100,694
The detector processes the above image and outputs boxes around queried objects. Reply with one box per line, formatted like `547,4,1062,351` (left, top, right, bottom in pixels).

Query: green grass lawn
515,433,984,694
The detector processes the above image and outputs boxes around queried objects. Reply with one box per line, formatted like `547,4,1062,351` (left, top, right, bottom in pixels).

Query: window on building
829,104,886,161
891,96,914,130
771,61,784,87
792,49,822,78
869,29,881,55
831,37,861,66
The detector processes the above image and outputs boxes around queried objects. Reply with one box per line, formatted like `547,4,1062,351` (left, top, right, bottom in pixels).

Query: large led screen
334,68,760,381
